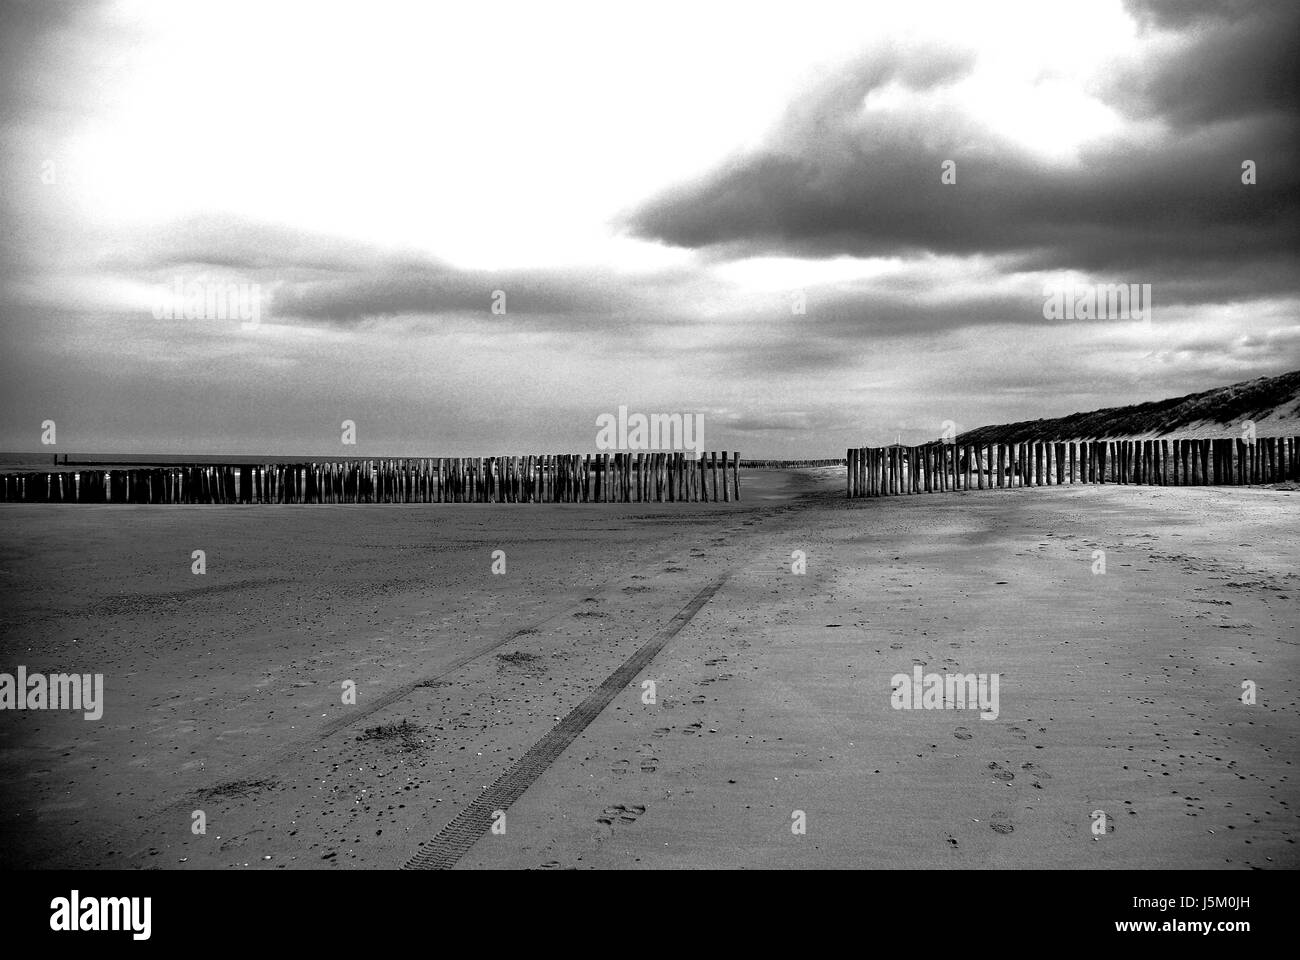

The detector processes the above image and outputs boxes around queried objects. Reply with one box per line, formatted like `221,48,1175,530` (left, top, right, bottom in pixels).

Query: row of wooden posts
847,437,1300,498
0,452,742,505
742,458,845,469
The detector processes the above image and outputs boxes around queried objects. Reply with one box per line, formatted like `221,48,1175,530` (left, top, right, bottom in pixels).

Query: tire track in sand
402,573,732,869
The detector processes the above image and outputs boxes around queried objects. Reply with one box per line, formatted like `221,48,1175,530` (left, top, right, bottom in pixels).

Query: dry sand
0,470,1295,869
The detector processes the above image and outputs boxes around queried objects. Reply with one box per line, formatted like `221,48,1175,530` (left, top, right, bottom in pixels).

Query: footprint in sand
691,695,707,705
954,726,973,740
639,757,659,773
988,810,1014,834
1021,761,1052,789
705,657,728,666
653,726,673,737
890,643,904,650
683,721,704,736
987,761,1015,781
611,758,630,776
597,803,646,826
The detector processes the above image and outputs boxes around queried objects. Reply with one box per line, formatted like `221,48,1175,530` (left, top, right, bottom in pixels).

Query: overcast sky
1,0,1296,456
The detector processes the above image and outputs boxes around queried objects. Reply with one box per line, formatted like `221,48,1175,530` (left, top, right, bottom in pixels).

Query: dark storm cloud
625,6,1300,298
1114,0,1300,127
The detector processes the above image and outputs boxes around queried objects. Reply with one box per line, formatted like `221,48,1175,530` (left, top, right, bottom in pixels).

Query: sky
1,0,1297,457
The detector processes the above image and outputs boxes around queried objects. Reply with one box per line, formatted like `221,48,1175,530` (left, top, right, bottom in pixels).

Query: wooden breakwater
0,452,742,505
742,458,845,469
847,437,1299,498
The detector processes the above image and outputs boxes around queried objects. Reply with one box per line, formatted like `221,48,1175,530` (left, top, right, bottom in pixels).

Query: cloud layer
1,0,1297,456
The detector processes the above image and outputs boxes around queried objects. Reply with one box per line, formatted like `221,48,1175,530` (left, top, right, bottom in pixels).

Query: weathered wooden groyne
742,458,845,469
847,437,1299,498
0,452,742,505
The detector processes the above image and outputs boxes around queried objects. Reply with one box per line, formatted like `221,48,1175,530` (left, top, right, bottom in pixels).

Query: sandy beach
0,470,1294,869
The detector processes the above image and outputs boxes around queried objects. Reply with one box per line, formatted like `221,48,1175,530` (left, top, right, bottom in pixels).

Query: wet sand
0,471,1296,868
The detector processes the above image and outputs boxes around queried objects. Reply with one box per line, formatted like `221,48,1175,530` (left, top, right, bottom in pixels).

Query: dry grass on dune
957,369,1300,446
